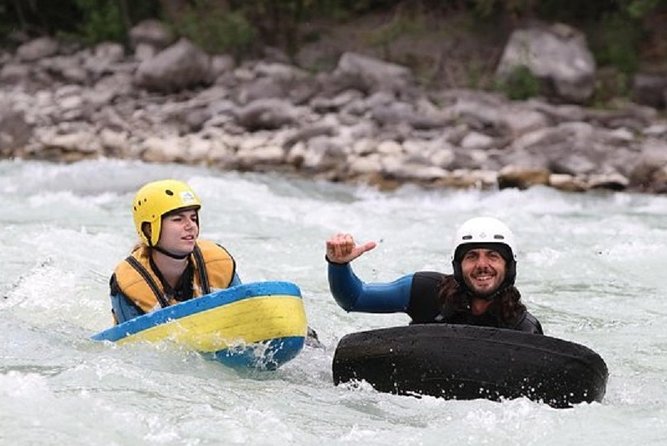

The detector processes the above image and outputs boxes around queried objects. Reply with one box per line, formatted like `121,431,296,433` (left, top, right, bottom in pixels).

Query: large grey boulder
236,62,317,104
0,63,30,84
129,19,174,50
632,73,667,109
502,121,640,177
629,138,667,192
328,52,413,95
16,37,59,61
496,24,596,103
0,106,32,155
134,39,212,92
234,98,297,130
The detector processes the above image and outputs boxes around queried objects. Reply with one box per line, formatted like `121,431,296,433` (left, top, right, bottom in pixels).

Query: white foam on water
1,159,666,445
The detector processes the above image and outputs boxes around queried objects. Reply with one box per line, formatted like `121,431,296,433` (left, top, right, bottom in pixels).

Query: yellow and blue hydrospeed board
91,281,308,369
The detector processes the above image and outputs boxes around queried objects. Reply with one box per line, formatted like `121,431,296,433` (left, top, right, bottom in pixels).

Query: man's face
461,248,507,297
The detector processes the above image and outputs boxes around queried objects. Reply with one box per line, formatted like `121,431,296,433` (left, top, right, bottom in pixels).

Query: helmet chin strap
152,244,191,260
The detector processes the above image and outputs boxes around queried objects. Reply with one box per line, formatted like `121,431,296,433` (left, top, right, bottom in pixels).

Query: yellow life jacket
113,239,235,315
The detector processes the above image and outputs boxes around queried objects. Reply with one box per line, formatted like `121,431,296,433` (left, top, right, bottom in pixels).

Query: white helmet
451,217,517,290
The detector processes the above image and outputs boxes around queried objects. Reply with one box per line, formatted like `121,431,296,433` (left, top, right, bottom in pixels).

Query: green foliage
239,0,310,59
2,0,123,45
468,0,537,19
469,0,667,22
495,65,540,100
621,0,664,18
592,67,630,105
325,0,398,14
0,0,159,44
73,0,125,44
173,2,256,59
591,12,642,74
366,10,425,59
0,2,13,40
1,0,667,82
0,0,80,38
466,59,486,89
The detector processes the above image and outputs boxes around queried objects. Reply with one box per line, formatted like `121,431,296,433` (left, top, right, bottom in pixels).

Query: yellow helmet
132,179,201,246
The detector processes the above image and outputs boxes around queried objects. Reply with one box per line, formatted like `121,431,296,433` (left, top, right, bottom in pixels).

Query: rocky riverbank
2,20,667,193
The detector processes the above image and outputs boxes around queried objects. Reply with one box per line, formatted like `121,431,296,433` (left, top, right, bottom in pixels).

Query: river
1,159,665,445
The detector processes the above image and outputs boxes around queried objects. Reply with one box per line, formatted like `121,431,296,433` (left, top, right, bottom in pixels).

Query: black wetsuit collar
148,257,194,302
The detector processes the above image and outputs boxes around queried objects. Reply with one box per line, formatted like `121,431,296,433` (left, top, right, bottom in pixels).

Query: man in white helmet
325,217,543,333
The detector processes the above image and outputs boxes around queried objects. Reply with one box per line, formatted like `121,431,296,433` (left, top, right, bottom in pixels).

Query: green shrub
592,67,630,105
466,59,486,89
73,0,125,44
367,12,423,50
0,2,13,41
495,65,540,100
174,3,256,59
590,12,642,74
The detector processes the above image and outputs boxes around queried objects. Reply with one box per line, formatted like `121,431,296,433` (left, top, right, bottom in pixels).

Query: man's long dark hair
437,275,526,325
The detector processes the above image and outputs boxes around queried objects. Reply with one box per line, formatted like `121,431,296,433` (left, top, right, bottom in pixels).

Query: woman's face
157,209,199,256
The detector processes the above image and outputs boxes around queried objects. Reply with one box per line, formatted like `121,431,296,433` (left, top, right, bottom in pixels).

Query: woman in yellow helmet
108,179,241,324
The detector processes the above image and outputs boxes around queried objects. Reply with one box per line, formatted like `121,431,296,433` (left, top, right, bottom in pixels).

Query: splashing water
1,159,666,445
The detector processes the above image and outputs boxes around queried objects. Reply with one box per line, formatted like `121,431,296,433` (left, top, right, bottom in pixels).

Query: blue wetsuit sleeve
230,272,242,287
327,262,413,313
110,292,143,324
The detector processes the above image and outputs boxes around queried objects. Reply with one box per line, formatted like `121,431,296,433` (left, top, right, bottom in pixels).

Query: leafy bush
1,0,667,80
592,66,630,105
73,0,125,44
495,65,540,100
590,12,642,74
173,2,256,59
366,10,425,59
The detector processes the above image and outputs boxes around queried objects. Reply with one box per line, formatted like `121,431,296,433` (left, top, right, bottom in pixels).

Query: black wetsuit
408,272,543,333
328,263,543,334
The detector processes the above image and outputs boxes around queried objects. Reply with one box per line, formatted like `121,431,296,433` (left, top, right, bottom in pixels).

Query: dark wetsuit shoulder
406,271,447,323
407,271,544,334
512,310,544,334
